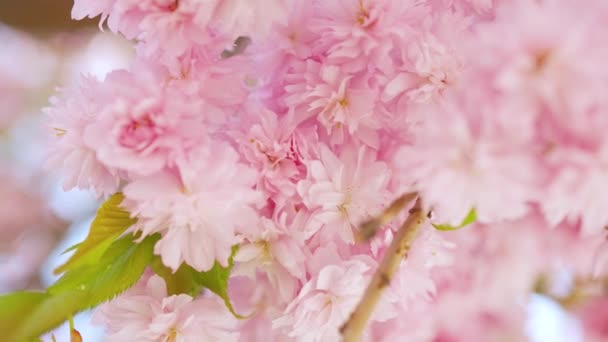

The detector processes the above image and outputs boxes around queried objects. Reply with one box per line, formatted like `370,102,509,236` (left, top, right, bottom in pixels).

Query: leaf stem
341,198,426,341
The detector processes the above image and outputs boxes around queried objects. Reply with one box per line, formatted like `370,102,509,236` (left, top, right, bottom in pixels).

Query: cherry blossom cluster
47,0,608,340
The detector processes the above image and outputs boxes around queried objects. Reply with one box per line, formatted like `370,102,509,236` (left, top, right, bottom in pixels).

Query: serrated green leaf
432,208,477,231
54,193,136,274
150,257,203,297
193,245,247,318
49,234,159,307
6,234,159,341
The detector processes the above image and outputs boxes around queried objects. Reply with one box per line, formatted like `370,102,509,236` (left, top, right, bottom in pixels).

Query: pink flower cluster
49,0,608,340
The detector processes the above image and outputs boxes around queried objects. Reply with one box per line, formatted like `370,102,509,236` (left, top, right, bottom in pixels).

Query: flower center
119,115,158,151
532,49,552,73
165,328,178,342
166,0,179,12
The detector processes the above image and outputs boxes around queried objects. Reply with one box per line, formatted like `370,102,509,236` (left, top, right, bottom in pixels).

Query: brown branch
341,198,426,342
357,192,418,242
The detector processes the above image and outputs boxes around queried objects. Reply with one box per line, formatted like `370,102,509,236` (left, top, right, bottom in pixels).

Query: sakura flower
387,226,454,306
73,0,288,73
204,0,289,39
310,0,427,72
463,0,608,234
269,0,317,59
123,143,262,272
94,272,239,342
45,76,121,197
82,64,209,178
541,148,608,235
273,258,370,341
73,0,210,73
297,144,390,244
382,33,463,104
394,92,539,225
233,211,307,303
309,67,379,147
47,0,608,340
239,109,302,203
285,60,380,148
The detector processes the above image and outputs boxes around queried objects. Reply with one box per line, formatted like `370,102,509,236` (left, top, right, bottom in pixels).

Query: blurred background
0,1,132,340
0,2,586,342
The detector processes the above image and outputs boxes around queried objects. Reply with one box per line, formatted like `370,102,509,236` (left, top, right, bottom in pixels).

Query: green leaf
150,246,245,317
150,257,203,297
193,245,247,318
54,193,136,274
432,208,477,231
14,290,88,341
49,234,159,307
6,234,159,341
0,291,48,340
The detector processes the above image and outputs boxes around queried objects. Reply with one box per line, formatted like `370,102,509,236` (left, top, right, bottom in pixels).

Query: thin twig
341,198,426,342
357,192,418,242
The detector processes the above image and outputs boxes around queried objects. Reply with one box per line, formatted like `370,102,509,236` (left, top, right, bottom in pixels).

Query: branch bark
357,192,418,242
341,198,426,342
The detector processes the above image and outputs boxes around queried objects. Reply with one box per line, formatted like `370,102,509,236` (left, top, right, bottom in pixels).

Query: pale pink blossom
382,33,463,105
273,258,370,341
394,92,539,226
297,144,390,244
286,60,380,147
45,76,121,197
123,144,262,272
310,0,427,72
82,64,208,178
94,272,239,341
51,0,608,339
239,109,303,203
233,212,307,303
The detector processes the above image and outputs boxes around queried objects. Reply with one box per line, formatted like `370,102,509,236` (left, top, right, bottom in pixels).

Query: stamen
53,128,67,137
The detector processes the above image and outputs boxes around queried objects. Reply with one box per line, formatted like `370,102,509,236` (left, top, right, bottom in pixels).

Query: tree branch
341,198,426,341
357,192,418,242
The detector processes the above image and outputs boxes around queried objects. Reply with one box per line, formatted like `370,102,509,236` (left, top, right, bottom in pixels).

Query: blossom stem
341,198,426,342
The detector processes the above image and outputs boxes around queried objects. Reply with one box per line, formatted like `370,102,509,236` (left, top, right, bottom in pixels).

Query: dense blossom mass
46,0,608,340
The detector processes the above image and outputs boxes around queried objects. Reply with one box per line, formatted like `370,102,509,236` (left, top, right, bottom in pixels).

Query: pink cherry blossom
285,60,380,147
298,144,390,244
238,108,303,204
82,63,208,178
233,212,307,303
393,91,539,225
310,0,427,72
273,258,371,341
41,0,608,339
45,76,121,197
94,272,239,341
123,144,262,272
